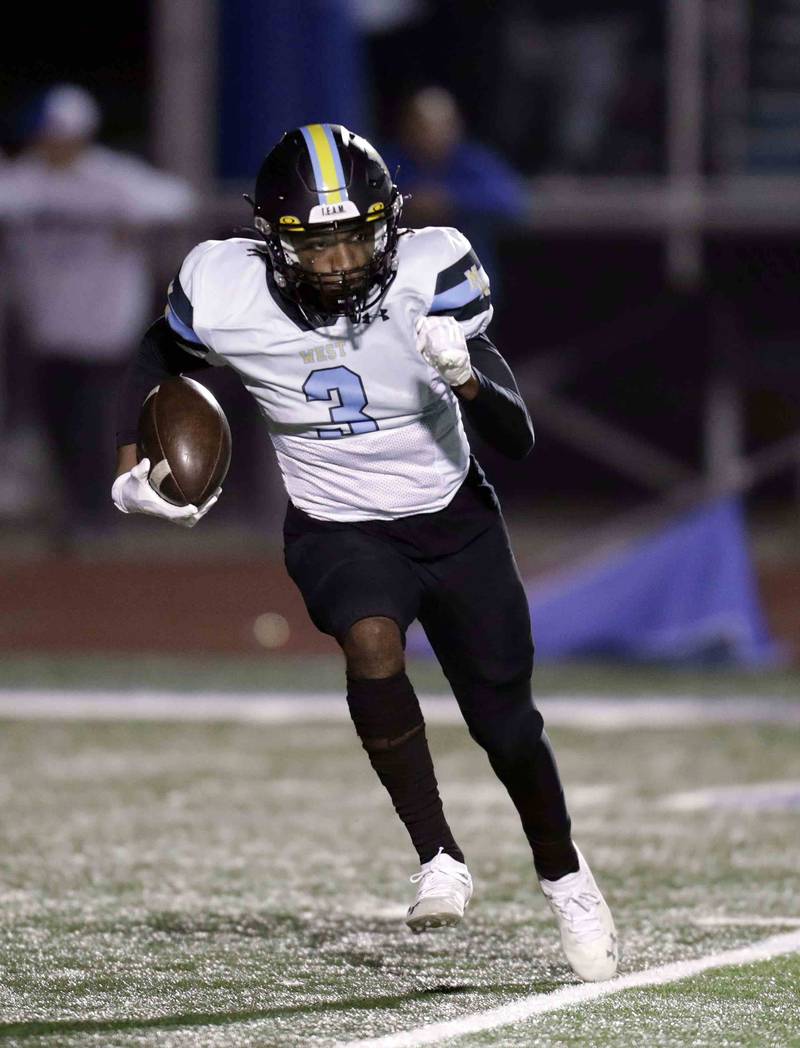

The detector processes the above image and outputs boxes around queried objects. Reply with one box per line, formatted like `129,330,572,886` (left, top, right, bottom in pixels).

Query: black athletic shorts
283,458,534,690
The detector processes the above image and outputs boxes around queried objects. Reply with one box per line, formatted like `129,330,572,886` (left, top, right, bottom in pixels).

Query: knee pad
346,671,424,752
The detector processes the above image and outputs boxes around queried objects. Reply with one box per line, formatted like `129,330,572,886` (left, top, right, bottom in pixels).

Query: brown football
137,376,231,507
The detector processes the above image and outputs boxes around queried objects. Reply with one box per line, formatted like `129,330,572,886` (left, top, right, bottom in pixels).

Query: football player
112,124,617,981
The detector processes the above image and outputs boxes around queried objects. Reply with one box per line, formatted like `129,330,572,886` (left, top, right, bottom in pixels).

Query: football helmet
252,124,403,322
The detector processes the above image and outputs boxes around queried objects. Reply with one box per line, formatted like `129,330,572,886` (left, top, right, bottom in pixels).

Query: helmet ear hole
254,216,270,234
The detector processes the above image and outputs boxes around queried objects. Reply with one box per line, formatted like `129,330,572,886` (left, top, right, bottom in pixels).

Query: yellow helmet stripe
300,124,348,205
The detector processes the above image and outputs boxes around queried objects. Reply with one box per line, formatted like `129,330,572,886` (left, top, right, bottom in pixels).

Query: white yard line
0,691,799,727
661,780,800,811
338,930,800,1048
0,691,349,723
693,915,800,928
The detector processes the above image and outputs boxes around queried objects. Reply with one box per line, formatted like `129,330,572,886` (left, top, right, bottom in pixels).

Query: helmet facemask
283,218,385,315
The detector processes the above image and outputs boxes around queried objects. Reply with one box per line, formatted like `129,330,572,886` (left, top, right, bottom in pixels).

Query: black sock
346,671,464,865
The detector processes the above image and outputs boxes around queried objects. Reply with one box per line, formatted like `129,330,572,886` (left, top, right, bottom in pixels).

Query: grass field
1,657,799,1047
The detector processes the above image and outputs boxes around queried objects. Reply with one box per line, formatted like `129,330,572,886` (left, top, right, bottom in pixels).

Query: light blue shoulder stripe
166,303,204,346
430,278,482,313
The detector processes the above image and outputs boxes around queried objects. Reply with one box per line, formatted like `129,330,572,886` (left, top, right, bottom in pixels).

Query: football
137,376,231,507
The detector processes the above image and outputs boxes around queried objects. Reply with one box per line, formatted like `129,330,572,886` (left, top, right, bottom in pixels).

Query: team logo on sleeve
465,264,490,299
430,247,493,323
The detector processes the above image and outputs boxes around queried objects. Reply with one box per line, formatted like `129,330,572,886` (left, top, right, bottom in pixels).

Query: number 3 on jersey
303,366,379,439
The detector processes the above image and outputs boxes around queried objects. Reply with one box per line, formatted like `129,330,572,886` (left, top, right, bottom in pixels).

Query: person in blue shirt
381,86,526,299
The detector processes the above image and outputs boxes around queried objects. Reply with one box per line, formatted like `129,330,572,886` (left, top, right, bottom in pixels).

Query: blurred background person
0,83,196,550
380,85,525,299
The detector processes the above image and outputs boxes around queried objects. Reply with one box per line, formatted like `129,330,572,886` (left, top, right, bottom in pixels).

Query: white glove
111,458,220,528
415,315,474,387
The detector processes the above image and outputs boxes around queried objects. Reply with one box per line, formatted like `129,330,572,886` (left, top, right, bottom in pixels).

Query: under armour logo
363,308,390,323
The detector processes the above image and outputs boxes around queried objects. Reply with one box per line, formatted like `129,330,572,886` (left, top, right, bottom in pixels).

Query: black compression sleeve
462,334,534,460
115,316,213,447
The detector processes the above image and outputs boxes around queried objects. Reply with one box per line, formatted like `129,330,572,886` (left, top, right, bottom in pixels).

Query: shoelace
548,888,605,943
409,848,471,900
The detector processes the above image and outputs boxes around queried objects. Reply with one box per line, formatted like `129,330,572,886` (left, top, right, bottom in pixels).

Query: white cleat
539,846,618,982
406,847,473,934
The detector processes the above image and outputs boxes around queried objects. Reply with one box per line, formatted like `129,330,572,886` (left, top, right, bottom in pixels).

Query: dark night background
1,1,798,512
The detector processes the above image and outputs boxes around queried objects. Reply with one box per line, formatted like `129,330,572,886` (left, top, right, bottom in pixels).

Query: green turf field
1,662,799,1046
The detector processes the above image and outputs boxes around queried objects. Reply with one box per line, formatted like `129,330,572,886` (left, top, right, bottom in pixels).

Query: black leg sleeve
346,671,464,865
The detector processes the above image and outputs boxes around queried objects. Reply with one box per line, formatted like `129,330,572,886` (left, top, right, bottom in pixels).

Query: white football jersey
165,226,493,521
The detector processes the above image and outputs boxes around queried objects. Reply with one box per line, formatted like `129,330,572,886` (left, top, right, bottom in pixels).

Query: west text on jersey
299,342,349,365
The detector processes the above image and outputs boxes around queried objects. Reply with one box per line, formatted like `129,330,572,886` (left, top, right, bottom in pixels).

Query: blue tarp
527,497,777,665
408,497,779,666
